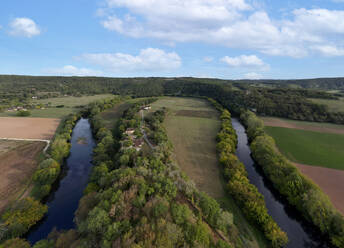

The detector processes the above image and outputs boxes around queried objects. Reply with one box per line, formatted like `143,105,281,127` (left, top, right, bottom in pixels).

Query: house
134,138,144,151
125,128,135,135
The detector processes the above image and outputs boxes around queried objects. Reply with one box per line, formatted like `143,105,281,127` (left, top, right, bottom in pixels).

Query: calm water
232,118,332,248
27,118,95,244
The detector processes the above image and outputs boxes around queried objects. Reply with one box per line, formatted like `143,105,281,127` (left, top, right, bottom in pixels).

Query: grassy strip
209,99,288,248
241,110,344,248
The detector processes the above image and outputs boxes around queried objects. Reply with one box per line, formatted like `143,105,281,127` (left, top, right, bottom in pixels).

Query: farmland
0,140,45,214
265,126,344,170
0,94,113,118
262,116,344,216
261,116,344,134
295,163,344,214
0,117,60,140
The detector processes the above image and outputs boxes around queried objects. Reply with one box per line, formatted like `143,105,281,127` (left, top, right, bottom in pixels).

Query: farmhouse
125,128,135,135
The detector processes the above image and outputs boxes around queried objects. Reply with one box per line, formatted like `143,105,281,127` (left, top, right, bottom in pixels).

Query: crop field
0,117,60,140
265,126,344,170
263,117,344,215
0,94,113,118
295,163,344,214
309,97,344,113
0,140,45,213
261,116,344,134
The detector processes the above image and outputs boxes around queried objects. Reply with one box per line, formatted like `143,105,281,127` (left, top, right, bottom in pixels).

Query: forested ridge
2,75,344,124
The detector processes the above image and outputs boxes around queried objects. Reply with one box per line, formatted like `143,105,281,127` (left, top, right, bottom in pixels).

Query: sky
0,0,344,79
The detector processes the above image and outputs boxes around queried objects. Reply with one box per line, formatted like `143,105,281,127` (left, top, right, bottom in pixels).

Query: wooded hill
1,75,344,124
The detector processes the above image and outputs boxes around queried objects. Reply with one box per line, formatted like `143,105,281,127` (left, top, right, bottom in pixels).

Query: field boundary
262,117,344,135
0,138,50,153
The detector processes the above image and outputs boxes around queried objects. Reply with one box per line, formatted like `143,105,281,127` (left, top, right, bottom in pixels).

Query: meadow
309,97,344,113
151,97,267,248
0,94,113,118
151,97,223,197
99,102,132,129
265,126,344,170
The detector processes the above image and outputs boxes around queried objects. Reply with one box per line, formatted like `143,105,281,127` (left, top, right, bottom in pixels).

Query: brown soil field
0,117,60,140
0,140,24,155
262,117,344,134
295,163,344,215
0,141,45,213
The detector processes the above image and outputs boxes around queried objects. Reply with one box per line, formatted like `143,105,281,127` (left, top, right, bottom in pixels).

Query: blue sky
0,0,344,79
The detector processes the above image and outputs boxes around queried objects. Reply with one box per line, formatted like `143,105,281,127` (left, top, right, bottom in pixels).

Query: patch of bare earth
295,163,344,215
262,117,344,135
0,141,45,213
0,117,60,140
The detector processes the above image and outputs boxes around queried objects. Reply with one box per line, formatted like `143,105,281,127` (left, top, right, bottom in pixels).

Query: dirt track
0,141,45,213
262,117,344,135
0,117,60,140
295,163,344,215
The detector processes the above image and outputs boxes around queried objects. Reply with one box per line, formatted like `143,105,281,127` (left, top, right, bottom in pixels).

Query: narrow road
140,110,155,150
0,138,50,153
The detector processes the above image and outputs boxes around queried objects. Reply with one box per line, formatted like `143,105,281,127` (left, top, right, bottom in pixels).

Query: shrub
16,110,31,117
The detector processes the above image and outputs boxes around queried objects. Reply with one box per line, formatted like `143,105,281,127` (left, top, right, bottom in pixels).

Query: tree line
2,75,344,125
208,99,288,248
240,110,344,248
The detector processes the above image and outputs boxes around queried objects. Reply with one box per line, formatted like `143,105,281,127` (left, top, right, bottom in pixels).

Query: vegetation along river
231,118,332,248
27,118,95,244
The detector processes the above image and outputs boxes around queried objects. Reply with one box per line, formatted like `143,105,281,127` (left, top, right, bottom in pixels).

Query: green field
265,126,344,170
151,97,267,248
151,97,223,197
309,98,344,112
0,94,114,118
99,102,132,129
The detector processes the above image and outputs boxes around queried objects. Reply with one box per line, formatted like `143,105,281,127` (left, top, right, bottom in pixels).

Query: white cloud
45,65,103,76
80,48,181,72
9,18,41,37
311,45,344,56
221,55,269,70
99,1,344,57
243,72,263,79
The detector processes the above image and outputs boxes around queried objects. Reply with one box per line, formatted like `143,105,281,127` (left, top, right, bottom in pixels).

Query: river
231,118,332,248
27,118,95,244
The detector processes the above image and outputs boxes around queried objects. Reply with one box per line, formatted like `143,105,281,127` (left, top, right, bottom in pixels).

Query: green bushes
1,198,47,240
31,159,61,200
16,110,31,117
216,108,288,247
0,238,30,248
241,110,344,247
